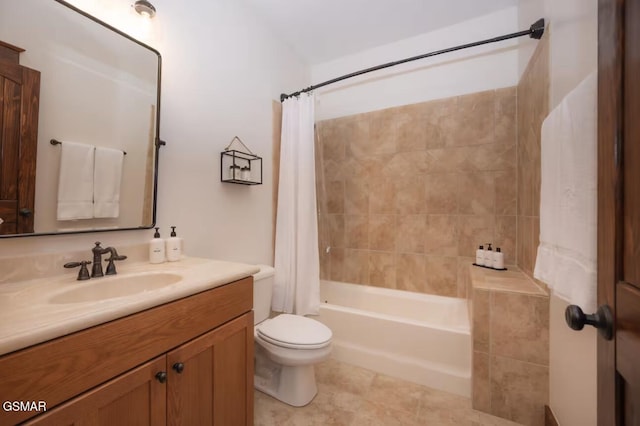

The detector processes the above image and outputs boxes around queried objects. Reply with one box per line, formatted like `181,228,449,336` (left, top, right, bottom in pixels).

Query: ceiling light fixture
133,0,156,18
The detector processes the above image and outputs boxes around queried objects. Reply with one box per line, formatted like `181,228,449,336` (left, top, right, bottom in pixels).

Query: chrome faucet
91,242,127,277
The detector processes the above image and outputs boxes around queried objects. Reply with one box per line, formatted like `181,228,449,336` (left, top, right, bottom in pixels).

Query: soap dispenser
166,226,182,262
484,243,493,268
475,245,485,266
149,227,165,264
493,247,505,270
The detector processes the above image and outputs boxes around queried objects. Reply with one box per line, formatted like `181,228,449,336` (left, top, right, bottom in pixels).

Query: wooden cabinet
0,40,40,235
167,314,254,426
24,356,167,426
0,278,254,426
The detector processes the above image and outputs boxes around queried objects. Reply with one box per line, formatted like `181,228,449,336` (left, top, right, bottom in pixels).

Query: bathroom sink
49,272,183,304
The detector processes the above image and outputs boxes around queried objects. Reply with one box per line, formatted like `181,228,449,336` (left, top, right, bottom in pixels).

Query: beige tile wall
472,286,549,426
516,32,549,278
469,266,550,426
316,88,517,298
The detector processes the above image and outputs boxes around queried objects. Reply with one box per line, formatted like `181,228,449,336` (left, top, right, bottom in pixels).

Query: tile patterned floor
254,359,524,426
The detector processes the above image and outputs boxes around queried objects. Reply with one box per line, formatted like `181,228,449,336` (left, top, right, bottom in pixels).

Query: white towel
534,71,598,312
57,141,95,220
93,147,124,218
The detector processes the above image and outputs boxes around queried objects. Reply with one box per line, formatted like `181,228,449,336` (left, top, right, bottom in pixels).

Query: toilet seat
256,314,332,350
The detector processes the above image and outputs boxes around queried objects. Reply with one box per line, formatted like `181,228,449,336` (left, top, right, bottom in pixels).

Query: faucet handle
64,261,92,281
105,253,127,275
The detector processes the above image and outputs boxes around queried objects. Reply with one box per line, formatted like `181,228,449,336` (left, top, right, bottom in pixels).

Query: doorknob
19,208,32,217
565,304,614,340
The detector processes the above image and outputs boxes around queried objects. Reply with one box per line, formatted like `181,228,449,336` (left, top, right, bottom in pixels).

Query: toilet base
255,346,318,407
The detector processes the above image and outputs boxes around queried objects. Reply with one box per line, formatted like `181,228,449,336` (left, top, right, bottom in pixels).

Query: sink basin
49,272,183,304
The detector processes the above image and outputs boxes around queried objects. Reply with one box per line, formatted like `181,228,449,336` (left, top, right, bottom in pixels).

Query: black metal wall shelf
220,137,262,185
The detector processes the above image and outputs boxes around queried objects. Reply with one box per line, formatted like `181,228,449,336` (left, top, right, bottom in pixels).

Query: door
25,356,167,425
166,312,254,426
0,55,40,235
598,0,640,424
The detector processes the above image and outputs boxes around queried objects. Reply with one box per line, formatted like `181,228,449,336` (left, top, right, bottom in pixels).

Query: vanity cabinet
167,314,253,425
0,277,254,426
24,356,167,425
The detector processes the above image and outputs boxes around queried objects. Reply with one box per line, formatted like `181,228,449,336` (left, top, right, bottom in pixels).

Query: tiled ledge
470,265,548,296
469,264,549,426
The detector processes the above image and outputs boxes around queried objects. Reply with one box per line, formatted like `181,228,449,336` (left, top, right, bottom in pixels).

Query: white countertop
0,257,259,356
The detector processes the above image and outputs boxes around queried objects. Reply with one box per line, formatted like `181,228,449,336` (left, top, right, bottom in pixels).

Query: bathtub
316,280,471,397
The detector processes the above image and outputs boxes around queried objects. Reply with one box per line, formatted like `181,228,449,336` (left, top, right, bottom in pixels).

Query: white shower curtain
272,93,320,316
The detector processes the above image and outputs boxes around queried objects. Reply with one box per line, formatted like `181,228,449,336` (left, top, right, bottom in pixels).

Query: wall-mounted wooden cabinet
0,40,40,235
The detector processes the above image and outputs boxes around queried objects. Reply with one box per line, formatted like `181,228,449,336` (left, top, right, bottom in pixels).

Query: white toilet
252,265,332,407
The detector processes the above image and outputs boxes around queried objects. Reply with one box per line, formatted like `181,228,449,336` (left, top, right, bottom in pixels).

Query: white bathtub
316,280,471,397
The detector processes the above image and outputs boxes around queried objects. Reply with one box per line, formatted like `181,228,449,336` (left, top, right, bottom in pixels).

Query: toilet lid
257,314,332,349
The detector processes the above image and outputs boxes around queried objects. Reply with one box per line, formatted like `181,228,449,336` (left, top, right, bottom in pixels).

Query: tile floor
255,358,524,426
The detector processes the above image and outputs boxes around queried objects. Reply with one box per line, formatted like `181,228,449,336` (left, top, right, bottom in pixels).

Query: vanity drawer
0,277,252,425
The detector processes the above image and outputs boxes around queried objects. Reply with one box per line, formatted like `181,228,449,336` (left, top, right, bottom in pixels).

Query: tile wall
516,33,549,278
316,88,517,298
471,268,550,426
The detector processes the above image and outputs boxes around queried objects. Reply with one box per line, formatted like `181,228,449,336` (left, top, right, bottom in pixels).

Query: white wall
518,1,599,425
312,7,520,121
0,0,309,265
519,0,598,109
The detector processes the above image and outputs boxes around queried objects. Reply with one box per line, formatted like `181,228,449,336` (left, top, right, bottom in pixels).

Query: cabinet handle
155,371,167,383
172,362,184,373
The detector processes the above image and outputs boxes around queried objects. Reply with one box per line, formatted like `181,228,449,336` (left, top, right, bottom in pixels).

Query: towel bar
50,139,127,155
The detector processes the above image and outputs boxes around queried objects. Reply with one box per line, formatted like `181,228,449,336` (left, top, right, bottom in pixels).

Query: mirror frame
2,0,164,238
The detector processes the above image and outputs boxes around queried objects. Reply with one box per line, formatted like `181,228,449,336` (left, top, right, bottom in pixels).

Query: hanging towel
534,71,598,312
57,141,95,220
93,147,124,218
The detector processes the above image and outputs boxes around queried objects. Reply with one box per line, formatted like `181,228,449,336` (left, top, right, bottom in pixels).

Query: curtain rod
280,18,545,102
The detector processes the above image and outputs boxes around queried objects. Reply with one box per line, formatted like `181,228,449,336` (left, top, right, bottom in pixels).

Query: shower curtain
272,93,320,316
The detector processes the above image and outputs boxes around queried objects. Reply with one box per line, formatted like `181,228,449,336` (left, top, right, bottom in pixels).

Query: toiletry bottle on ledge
493,247,504,269
149,227,165,264
475,245,485,266
166,226,182,262
484,243,493,268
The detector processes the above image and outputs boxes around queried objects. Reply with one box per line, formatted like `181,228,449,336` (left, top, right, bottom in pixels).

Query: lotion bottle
149,227,165,264
493,247,505,270
475,245,485,266
484,243,493,268
166,226,182,262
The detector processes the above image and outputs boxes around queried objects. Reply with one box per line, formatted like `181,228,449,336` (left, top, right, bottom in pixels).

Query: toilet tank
252,265,275,325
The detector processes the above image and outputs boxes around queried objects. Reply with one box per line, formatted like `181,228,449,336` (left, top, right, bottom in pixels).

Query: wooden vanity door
167,312,254,426
25,356,167,425
0,56,40,235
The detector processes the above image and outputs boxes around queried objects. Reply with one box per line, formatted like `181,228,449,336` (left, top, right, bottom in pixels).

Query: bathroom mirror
0,0,162,237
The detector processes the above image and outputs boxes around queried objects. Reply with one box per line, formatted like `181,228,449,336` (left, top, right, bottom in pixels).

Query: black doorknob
172,362,184,373
565,304,614,340
19,208,32,217
155,371,167,383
